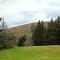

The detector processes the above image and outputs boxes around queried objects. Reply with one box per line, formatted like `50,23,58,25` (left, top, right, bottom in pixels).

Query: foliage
0,31,17,49
17,34,26,46
32,20,45,45
0,17,17,49
32,16,60,45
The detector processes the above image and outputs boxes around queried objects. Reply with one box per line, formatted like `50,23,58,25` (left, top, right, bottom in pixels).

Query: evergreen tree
55,16,60,44
46,19,56,45
0,17,17,49
32,20,45,46
3,32,17,48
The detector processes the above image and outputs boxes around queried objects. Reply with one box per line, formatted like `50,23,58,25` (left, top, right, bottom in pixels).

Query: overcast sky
0,0,60,27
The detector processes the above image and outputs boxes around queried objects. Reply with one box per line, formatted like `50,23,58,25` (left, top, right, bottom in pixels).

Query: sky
0,0,60,27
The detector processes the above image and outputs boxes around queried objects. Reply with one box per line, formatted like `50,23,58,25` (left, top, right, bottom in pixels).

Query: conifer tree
55,16,60,44
32,20,45,45
47,19,56,44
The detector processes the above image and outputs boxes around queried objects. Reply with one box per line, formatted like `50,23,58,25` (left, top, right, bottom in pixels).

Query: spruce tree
47,19,56,45
0,17,17,49
32,20,45,46
55,16,60,44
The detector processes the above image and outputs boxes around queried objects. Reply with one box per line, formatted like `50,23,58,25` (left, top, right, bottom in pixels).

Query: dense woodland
32,16,60,45
0,16,60,50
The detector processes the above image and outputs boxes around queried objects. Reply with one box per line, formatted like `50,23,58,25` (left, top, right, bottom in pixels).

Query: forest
0,16,60,50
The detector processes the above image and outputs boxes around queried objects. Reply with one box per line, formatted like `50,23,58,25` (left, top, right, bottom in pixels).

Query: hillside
7,22,37,37
7,22,47,38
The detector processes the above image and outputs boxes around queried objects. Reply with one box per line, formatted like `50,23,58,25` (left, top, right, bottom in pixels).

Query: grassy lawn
0,45,60,60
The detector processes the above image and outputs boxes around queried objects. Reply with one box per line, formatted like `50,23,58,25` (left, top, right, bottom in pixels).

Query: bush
17,34,26,46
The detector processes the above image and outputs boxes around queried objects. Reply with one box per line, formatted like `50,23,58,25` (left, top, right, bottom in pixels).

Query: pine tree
46,19,56,45
0,17,17,49
55,16,60,44
32,20,45,46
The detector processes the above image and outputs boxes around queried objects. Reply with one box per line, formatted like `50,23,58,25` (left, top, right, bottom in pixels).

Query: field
0,45,60,60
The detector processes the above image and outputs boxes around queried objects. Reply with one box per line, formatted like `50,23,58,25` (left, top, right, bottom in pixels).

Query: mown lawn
0,45,60,60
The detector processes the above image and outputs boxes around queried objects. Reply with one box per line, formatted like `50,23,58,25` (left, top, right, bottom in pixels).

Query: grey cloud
0,0,60,28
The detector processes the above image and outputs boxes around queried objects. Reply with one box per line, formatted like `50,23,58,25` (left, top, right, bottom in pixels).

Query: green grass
0,45,60,60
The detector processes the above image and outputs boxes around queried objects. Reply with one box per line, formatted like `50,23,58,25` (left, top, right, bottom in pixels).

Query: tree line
0,16,60,50
32,16,60,45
